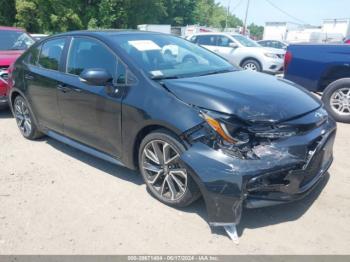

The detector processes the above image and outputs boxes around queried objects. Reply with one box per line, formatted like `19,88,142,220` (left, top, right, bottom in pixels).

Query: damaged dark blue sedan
9,31,336,228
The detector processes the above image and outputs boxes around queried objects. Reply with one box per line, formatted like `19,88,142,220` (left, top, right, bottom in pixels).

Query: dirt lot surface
0,108,349,254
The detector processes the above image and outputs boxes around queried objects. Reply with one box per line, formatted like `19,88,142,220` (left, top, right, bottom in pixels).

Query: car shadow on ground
43,134,330,239
0,108,12,119
45,137,143,186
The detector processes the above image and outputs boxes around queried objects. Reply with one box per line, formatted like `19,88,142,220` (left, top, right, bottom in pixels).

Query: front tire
322,78,350,123
241,59,262,72
138,130,200,207
13,96,43,140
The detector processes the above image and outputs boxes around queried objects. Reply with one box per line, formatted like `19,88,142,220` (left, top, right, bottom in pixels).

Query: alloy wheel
243,63,257,71
330,87,350,116
141,140,188,202
14,98,32,137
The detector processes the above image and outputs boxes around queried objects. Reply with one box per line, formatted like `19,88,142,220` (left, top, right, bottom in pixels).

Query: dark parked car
9,31,336,227
284,44,350,123
257,40,288,50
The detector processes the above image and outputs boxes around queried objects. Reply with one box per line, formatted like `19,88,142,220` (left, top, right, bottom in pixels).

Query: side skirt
46,130,125,167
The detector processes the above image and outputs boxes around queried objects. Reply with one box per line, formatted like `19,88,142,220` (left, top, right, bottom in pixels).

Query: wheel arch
9,88,41,128
240,57,262,69
319,65,350,91
9,89,24,108
128,123,186,170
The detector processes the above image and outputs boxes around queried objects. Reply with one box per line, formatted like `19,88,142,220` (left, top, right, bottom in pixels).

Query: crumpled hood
164,70,321,123
0,50,23,67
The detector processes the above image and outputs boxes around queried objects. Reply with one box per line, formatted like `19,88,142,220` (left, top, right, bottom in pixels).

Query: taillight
284,51,292,72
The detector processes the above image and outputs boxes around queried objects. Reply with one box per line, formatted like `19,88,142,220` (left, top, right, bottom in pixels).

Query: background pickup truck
284,44,350,123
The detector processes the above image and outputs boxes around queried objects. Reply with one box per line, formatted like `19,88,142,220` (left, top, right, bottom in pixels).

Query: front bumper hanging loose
180,117,336,226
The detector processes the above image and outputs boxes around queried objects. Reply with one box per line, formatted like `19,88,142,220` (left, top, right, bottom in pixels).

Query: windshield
231,35,260,47
112,34,236,79
0,30,35,51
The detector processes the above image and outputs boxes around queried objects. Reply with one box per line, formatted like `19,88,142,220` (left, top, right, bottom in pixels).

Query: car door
215,35,236,55
24,37,68,133
195,35,218,53
57,36,125,157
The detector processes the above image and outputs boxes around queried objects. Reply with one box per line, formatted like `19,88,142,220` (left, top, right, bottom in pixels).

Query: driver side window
67,37,117,78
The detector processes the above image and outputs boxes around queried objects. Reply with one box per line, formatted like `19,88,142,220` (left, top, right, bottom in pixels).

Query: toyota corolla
8,31,336,228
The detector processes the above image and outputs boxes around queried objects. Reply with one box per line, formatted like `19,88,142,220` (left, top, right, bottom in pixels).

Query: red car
345,38,350,44
0,26,34,108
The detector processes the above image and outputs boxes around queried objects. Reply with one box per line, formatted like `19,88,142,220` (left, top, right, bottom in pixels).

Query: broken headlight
200,111,250,145
196,110,257,159
186,110,299,160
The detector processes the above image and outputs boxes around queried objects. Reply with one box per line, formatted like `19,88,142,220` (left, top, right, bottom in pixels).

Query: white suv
188,32,285,74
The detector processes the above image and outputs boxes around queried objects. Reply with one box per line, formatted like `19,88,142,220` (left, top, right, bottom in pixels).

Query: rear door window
38,38,65,71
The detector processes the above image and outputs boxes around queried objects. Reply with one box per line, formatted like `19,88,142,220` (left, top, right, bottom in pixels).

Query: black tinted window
38,38,65,71
272,41,283,49
26,44,42,65
197,35,216,46
116,60,126,85
259,41,267,46
217,36,233,47
67,37,116,77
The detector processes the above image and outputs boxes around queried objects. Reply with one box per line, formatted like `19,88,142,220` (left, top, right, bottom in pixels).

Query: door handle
57,84,70,93
24,74,34,80
72,88,82,93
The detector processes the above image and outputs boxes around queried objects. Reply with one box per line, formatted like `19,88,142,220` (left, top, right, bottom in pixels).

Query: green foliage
2,0,245,33
0,0,16,26
248,23,264,39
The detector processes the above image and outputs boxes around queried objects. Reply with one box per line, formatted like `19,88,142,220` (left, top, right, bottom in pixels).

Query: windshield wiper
198,69,235,77
150,75,180,80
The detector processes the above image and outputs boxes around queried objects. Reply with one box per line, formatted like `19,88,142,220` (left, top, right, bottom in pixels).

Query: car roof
53,29,165,38
0,26,25,31
192,32,239,36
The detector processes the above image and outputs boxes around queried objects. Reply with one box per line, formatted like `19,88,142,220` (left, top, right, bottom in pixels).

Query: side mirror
80,68,112,86
229,42,238,49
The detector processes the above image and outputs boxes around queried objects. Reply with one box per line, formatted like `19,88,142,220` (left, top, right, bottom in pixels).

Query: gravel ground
0,108,349,254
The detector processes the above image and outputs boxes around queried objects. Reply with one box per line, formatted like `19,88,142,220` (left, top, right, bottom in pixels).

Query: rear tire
322,78,350,123
138,130,201,208
13,96,44,140
241,59,262,72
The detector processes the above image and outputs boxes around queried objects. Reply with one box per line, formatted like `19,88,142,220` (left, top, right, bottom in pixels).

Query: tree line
0,0,263,38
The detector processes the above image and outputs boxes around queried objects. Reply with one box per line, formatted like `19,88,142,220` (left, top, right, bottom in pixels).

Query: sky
217,0,350,26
